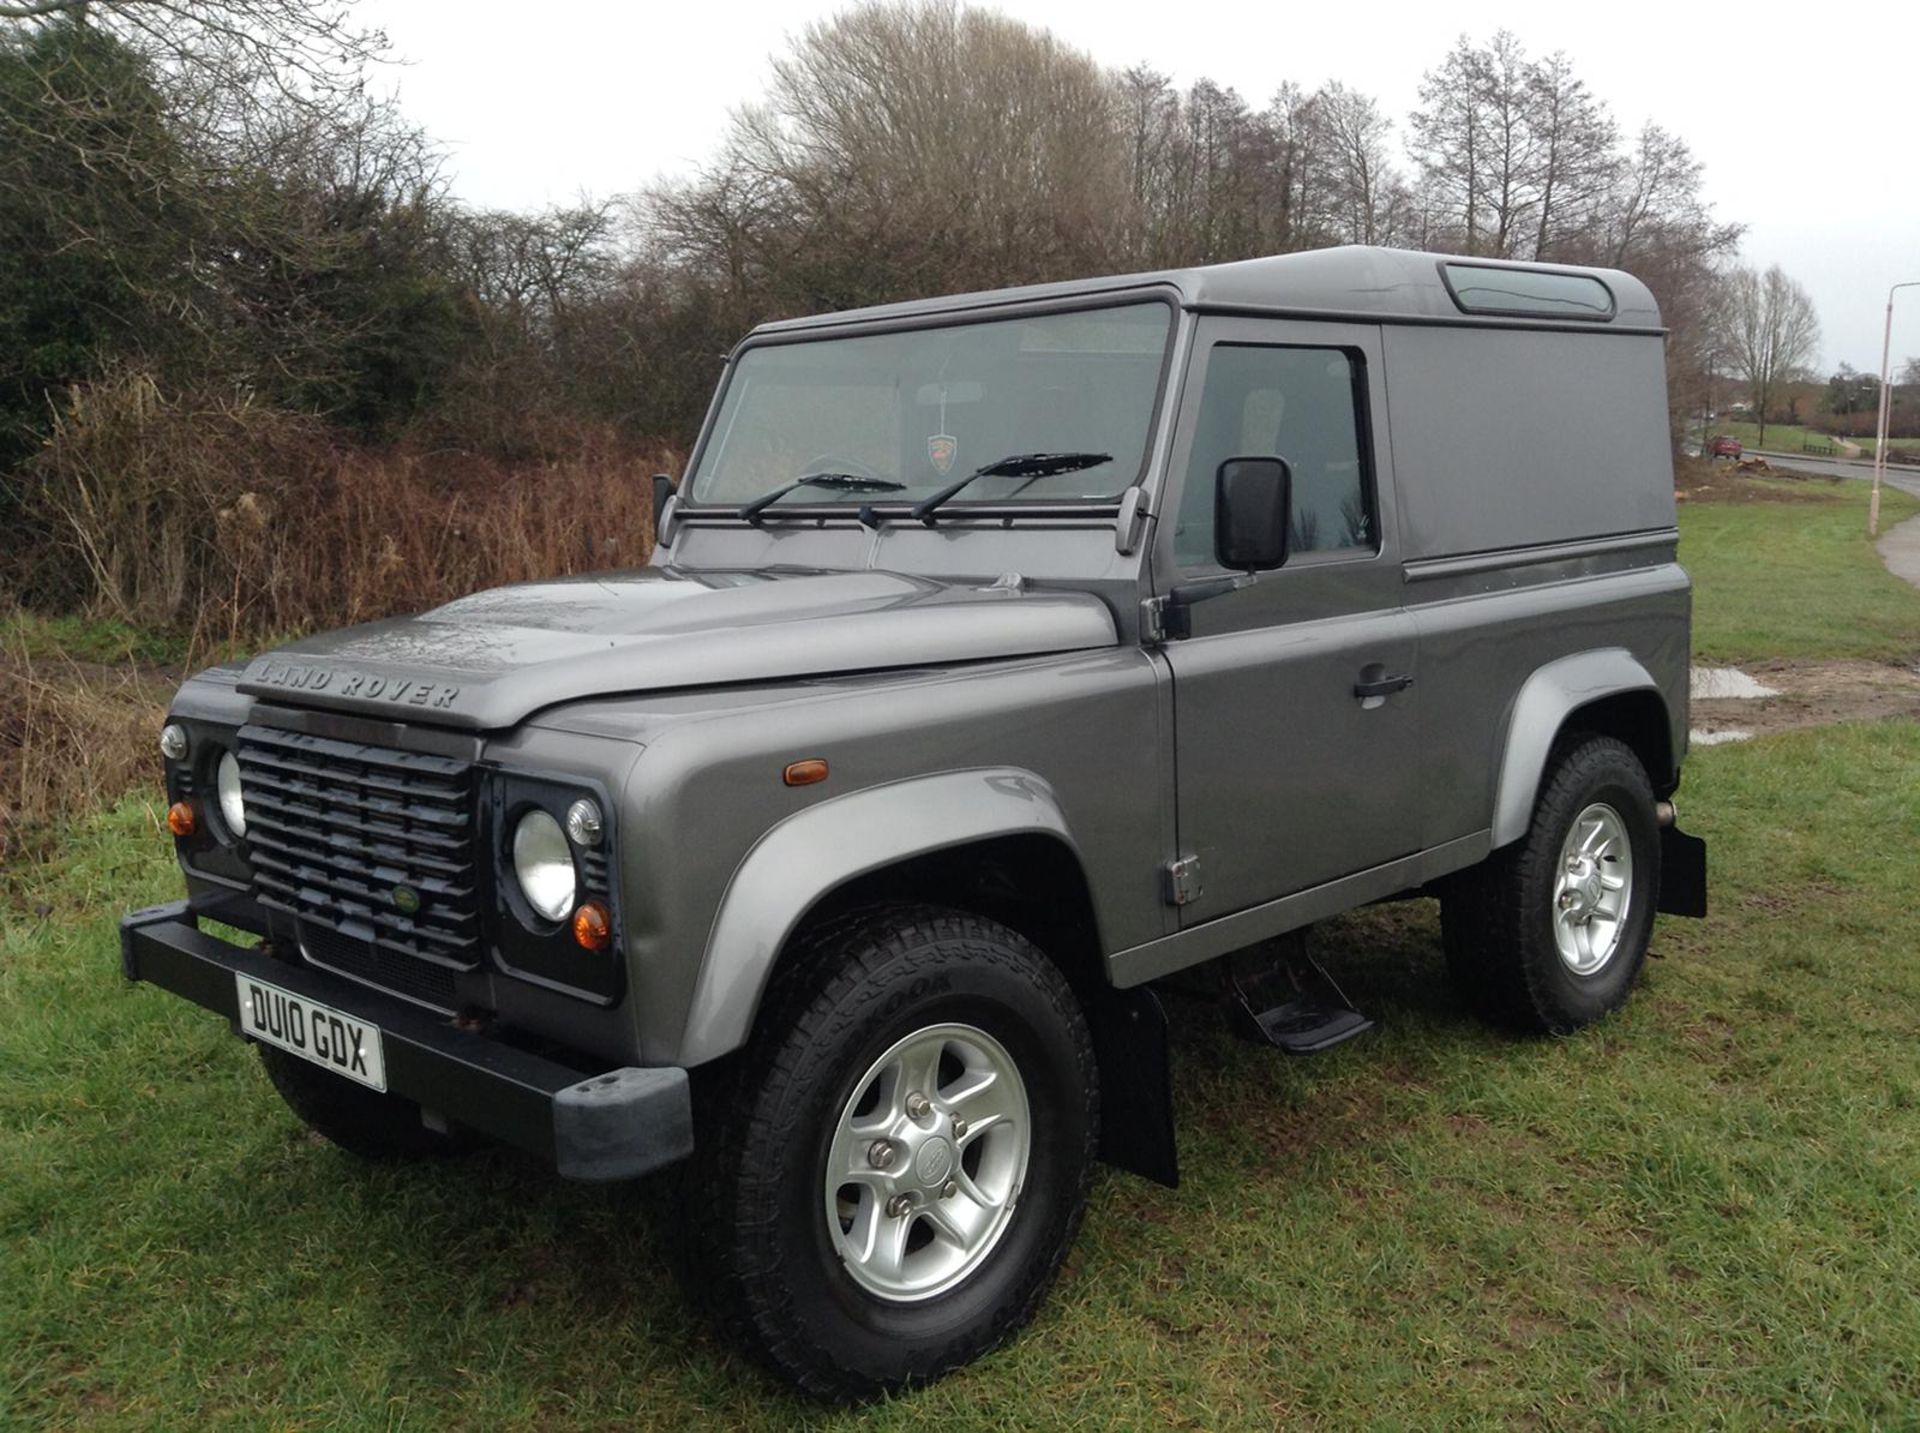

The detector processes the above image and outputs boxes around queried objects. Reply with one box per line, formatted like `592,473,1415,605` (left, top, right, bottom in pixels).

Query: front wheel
258,1043,460,1160
686,904,1098,1400
1442,733,1659,1034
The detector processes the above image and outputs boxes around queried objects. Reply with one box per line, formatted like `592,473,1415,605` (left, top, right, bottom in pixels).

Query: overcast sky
366,0,1919,372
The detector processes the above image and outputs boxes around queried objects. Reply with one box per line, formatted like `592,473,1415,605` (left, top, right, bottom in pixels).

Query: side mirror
1215,456,1292,571
652,473,680,549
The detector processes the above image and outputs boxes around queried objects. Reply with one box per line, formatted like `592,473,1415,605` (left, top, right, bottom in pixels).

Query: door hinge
1163,854,1203,907
1141,595,1177,645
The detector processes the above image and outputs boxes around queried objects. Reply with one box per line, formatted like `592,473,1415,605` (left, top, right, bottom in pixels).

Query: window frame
676,290,1182,519
1438,262,1617,323
1170,338,1383,573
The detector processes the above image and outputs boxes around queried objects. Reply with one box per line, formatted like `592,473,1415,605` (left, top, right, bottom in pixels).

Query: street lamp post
1870,280,1920,538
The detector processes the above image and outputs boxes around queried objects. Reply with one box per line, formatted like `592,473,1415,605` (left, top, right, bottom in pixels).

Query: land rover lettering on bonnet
123,246,1706,1400
244,659,461,709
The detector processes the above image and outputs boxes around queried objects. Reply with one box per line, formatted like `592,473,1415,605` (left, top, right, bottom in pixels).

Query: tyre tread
686,901,1097,1400
1442,733,1654,1035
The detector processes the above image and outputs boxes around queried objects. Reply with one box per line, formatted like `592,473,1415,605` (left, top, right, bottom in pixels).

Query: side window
1174,345,1374,567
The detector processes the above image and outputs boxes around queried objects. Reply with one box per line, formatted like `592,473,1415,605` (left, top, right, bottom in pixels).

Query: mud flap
1084,984,1178,1188
1656,825,1707,918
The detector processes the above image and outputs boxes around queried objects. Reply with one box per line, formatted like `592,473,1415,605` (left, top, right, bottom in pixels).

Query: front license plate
235,974,387,1092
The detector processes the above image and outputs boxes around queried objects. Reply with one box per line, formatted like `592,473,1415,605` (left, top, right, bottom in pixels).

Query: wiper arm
910,451,1113,525
739,472,905,524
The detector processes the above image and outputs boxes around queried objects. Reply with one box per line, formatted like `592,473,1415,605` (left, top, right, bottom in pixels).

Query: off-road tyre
1441,733,1659,1034
258,1043,459,1161
684,902,1098,1401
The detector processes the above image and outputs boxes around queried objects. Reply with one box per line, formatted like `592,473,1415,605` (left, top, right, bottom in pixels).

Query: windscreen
688,302,1172,510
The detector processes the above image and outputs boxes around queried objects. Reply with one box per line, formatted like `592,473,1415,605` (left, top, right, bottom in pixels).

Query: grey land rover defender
123,246,1707,1398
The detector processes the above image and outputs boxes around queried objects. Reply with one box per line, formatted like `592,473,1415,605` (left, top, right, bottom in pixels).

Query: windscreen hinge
1114,485,1150,555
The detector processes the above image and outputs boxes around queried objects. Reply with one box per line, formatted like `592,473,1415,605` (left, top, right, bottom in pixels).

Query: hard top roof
749,245,1663,339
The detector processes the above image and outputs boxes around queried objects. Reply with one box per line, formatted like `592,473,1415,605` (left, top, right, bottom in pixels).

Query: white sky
366,0,1920,372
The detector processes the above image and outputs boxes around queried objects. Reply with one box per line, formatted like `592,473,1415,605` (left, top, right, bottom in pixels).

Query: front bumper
120,902,692,1181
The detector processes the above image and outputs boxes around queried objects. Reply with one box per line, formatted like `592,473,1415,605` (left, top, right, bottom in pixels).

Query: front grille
300,926,460,1009
237,725,481,1009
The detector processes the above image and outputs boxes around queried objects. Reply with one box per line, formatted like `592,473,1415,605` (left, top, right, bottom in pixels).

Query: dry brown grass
16,371,668,644
0,645,168,867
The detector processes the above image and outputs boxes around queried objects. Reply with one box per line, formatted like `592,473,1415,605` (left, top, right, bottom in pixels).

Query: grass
1853,434,1920,457
7,729,1920,1427
1679,476,1920,661
1708,420,1833,455
4,474,1920,1426
1710,420,1920,458
0,610,196,669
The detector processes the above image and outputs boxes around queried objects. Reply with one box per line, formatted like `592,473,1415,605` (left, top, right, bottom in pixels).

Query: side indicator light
572,900,613,952
783,758,829,787
166,801,197,838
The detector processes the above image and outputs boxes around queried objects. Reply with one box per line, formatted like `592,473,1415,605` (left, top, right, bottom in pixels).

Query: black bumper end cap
554,1066,693,1181
121,900,194,981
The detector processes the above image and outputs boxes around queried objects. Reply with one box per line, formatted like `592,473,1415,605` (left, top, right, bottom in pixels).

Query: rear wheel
1442,733,1658,1034
686,903,1098,1400
258,1044,458,1161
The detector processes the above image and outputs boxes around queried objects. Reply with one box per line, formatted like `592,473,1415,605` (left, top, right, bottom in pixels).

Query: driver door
1156,318,1420,926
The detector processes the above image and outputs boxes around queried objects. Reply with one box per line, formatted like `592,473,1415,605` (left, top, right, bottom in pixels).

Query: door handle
1353,671,1414,700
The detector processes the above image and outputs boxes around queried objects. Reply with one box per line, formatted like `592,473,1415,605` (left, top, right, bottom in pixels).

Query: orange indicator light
572,900,613,952
783,758,829,787
166,801,197,838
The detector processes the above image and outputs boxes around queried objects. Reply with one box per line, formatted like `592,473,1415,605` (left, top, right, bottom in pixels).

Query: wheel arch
682,768,1178,1186
1491,649,1676,850
683,769,1093,1065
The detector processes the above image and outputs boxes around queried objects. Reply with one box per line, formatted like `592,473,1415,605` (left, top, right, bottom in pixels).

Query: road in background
1747,449,1920,498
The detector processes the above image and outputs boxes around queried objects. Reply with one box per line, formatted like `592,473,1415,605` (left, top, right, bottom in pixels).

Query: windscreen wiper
739,473,905,524
909,451,1113,525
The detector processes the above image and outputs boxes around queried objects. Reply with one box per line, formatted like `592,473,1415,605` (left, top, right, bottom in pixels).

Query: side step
1226,936,1374,1055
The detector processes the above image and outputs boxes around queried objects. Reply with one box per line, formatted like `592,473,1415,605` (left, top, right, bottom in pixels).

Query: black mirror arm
1156,572,1256,641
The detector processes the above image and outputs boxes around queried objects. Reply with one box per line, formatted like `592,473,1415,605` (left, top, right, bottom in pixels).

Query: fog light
166,801,197,837
159,723,188,761
572,900,612,951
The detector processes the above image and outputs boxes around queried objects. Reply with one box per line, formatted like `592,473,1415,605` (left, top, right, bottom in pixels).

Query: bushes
14,371,666,644
0,644,165,866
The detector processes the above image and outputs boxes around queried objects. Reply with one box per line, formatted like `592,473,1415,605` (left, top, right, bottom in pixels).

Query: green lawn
1680,479,1920,662
1854,435,1920,457
6,481,1920,1426
7,731,1920,1427
1710,420,1920,458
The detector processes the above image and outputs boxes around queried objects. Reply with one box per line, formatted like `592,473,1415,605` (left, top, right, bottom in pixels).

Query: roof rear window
1440,264,1615,321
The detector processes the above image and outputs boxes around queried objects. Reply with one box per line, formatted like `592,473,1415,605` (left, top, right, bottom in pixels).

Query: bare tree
1310,81,1408,245
1720,265,1821,447
0,0,384,104
654,1,1129,311
1410,32,1540,256
1526,51,1617,257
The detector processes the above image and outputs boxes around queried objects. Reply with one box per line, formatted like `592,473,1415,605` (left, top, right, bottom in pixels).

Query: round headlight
216,750,247,838
159,723,189,761
512,809,576,922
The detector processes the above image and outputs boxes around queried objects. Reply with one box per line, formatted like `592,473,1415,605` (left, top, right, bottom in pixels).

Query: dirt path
1877,513,1920,590
1691,658,1920,742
